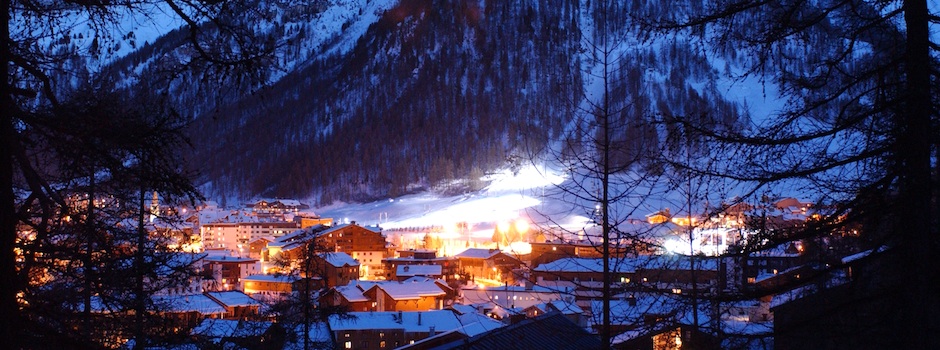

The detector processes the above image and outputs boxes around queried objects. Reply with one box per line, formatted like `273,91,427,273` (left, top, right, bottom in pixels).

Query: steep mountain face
108,0,746,205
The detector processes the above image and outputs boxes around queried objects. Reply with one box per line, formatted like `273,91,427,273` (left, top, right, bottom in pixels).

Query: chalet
529,240,636,267
738,242,802,288
774,197,812,215
245,198,309,217
262,223,387,279
396,264,444,281
310,252,360,288
247,236,273,260
646,208,671,225
293,212,334,228
454,248,522,283
408,312,601,350
204,291,263,320
395,311,505,350
523,300,586,327
460,284,572,310
242,274,300,300
319,282,374,312
531,257,637,285
151,293,228,332
328,310,465,349
384,249,456,281
635,255,720,291
319,279,455,312
363,279,452,312
201,251,260,292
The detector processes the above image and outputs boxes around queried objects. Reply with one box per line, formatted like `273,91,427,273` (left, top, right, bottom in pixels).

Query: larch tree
526,0,676,348
2,0,275,348
642,0,939,347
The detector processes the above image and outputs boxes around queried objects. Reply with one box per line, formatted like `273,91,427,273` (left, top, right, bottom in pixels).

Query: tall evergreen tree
1,1,273,348
644,0,939,347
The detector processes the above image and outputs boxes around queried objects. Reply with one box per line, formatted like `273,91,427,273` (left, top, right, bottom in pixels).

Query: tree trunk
135,186,147,349
899,1,936,348
1,0,20,347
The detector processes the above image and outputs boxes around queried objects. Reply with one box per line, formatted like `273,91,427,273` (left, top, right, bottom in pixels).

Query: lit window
344,342,351,349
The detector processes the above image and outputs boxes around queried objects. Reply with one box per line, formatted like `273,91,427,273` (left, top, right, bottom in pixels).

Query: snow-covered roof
153,294,226,315
368,280,447,300
268,226,321,247
248,236,275,244
532,255,718,273
455,312,505,336
320,252,359,267
197,208,233,225
455,248,503,259
531,299,583,315
243,274,300,283
841,246,889,264
460,285,570,306
206,291,261,307
204,255,257,264
533,257,640,273
319,223,382,236
191,319,272,340
203,211,260,224
488,305,523,318
268,223,382,252
331,283,370,303
278,199,304,207
283,323,333,350
448,303,480,315
397,264,442,276
245,198,308,208
328,310,462,332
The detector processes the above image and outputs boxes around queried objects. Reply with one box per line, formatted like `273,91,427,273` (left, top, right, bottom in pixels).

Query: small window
344,341,352,349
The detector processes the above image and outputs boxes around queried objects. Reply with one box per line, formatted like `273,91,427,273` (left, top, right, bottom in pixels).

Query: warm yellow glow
514,219,529,233
445,222,459,234
505,241,532,255
647,215,669,225
496,221,511,233
670,216,698,226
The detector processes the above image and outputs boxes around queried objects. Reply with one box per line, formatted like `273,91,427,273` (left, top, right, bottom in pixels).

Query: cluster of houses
123,196,876,349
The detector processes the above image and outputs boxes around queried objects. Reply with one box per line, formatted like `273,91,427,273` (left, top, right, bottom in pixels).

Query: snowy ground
314,164,596,255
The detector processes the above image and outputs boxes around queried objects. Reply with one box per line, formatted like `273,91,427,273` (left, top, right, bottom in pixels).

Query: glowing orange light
514,219,529,233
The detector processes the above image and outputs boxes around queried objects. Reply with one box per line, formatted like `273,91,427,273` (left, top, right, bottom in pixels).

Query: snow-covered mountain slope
174,0,766,204
96,0,829,206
